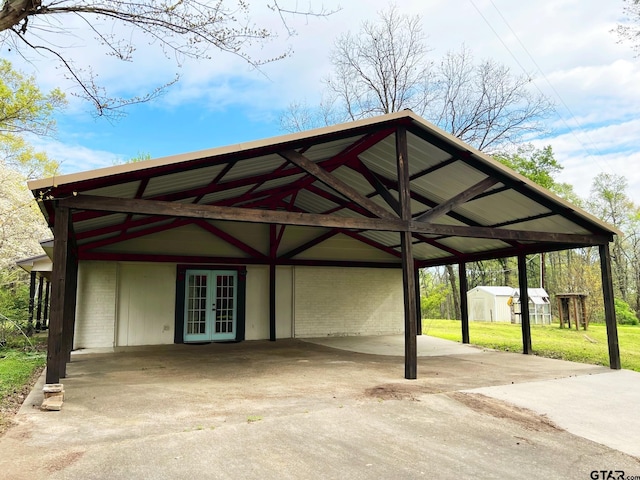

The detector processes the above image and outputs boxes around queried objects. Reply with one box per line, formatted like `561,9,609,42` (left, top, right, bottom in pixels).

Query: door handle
211,304,216,311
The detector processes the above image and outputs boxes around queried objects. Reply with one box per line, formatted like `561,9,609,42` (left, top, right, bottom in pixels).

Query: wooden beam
408,125,616,236
195,220,267,259
279,149,396,220
459,263,470,344
79,251,402,269
599,244,621,369
269,263,276,342
43,280,50,330
28,271,36,334
414,266,422,335
46,206,70,384
281,229,340,259
396,126,417,380
348,157,402,215
414,177,499,223
35,275,44,331
407,222,608,245
62,251,78,370
58,195,611,245
517,254,532,355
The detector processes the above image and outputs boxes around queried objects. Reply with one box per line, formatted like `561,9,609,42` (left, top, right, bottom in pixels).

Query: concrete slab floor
1,337,639,480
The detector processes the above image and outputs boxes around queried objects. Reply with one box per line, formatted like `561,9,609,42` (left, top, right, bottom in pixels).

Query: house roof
28,111,618,267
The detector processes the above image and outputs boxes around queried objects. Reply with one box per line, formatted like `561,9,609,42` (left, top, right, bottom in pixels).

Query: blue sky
9,0,640,204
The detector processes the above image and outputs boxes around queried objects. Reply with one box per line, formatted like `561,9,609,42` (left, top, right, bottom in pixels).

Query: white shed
467,286,552,324
467,286,515,322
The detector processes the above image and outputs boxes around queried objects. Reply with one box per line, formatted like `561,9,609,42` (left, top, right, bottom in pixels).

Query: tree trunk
0,0,41,33
446,264,461,320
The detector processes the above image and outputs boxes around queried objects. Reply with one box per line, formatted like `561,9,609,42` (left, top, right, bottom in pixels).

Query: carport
28,110,621,386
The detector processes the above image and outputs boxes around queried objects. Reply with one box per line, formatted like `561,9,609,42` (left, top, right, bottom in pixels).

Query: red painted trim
341,230,402,258
194,220,266,259
280,229,341,259
79,219,189,252
76,215,162,241
79,251,402,268
39,122,402,199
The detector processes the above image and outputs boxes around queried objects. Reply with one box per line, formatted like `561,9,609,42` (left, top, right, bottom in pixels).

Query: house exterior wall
74,261,118,349
293,266,404,338
72,262,401,348
116,263,177,346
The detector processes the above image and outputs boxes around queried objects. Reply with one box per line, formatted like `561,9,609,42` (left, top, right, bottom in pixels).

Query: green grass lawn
0,350,45,397
0,334,47,434
422,319,640,372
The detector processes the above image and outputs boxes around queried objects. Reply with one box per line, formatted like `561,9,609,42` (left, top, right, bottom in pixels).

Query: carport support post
43,279,50,330
269,263,276,341
517,254,532,354
599,244,621,369
396,126,417,380
414,266,422,335
62,251,78,367
35,275,44,331
46,206,71,384
28,270,36,334
459,263,470,344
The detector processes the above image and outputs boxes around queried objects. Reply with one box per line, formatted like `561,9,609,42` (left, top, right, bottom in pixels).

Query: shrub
615,298,639,325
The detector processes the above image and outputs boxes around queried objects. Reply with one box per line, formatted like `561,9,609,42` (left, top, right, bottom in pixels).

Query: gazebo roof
29,110,617,267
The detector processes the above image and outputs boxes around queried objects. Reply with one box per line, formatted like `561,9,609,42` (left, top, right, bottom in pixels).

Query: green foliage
0,280,30,325
0,59,66,138
420,283,449,319
615,298,639,325
0,61,64,269
114,151,153,165
494,144,561,190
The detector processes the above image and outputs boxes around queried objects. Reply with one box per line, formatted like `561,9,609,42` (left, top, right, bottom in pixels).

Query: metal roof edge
27,111,416,193
405,114,621,237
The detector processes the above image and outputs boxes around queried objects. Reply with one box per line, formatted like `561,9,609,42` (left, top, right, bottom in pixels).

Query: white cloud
4,0,640,207
26,135,125,174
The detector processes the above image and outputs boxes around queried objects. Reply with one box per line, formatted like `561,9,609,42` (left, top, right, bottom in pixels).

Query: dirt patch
46,451,85,473
448,392,560,432
0,366,44,437
364,383,442,401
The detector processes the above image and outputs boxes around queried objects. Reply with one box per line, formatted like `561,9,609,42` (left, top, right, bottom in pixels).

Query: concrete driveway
2,336,639,479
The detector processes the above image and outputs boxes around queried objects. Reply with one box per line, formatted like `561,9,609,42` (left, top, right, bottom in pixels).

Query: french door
184,269,237,342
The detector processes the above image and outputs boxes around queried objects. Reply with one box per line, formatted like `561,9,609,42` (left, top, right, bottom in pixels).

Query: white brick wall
74,261,118,349
294,267,404,338
116,263,176,346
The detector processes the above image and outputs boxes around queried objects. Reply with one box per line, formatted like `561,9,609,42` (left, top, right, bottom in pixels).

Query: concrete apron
2,336,639,480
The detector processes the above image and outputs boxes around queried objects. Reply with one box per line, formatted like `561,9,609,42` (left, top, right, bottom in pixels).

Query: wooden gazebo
27,111,622,387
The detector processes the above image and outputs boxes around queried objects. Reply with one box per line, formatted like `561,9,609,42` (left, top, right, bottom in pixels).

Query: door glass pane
187,274,207,335
215,274,235,334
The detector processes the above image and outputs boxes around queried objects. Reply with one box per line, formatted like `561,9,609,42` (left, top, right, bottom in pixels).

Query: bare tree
326,5,434,120
615,0,640,55
428,47,552,151
281,6,553,153
0,0,337,116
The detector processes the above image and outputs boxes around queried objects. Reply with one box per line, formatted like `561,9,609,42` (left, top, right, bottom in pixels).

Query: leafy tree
0,59,65,137
0,60,62,269
0,0,336,116
587,173,634,303
494,145,562,190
